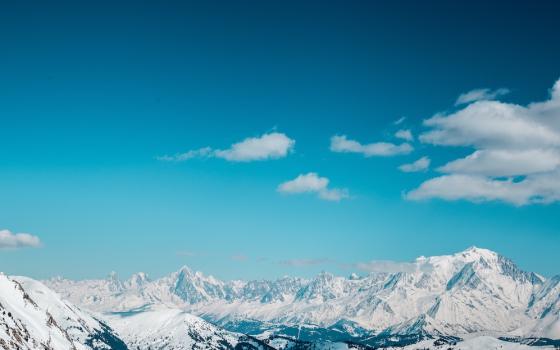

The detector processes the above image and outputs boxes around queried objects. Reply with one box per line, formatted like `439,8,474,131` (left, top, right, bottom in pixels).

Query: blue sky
1,1,559,280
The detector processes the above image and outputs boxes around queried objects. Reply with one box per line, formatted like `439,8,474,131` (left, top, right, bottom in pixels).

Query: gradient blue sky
1,0,559,280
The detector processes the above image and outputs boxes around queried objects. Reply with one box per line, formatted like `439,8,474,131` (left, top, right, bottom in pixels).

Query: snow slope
104,305,240,350
0,273,126,350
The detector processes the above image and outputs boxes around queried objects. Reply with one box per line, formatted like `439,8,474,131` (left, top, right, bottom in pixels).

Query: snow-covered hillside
104,305,241,350
0,272,126,350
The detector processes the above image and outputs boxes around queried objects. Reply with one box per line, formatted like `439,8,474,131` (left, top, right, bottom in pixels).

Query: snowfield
104,305,240,350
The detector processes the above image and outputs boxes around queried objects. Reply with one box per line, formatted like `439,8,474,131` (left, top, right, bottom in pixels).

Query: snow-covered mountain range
1,247,557,349
43,247,560,345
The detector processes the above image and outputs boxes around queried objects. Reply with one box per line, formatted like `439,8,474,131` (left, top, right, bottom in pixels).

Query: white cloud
395,129,413,141
438,149,560,177
158,132,295,162
330,135,413,157
399,156,431,173
407,78,560,205
455,87,510,105
419,103,560,149
0,230,41,249
317,188,349,201
406,172,560,206
355,259,433,273
214,132,295,161
277,172,349,201
394,116,407,125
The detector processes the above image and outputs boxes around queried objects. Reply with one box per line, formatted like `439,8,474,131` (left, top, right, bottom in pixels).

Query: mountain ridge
43,247,560,341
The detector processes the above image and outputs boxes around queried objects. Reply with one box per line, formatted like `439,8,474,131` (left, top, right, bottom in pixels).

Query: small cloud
399,156,431,173
158,132,295,162
277,173,349,201
279,258,334,267
394,117,406,125
0,230,41,249
455,87,510,106
354,260,433,273
395,129,413,142
231,254,248,262
330,135,413,157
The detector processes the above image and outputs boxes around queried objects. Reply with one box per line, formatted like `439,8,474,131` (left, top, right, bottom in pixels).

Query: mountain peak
460,246,497,258
177,265,194,274
107,270,119,281
126,272,150,288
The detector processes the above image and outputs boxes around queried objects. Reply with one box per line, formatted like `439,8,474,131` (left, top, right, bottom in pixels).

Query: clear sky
1,0,559,280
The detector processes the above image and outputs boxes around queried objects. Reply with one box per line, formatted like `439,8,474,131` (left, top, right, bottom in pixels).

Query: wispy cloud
354,259,433,273
176,251,200,257
0,230,41,249
277,173,349,201
399,156,431,173
279,258,334,267
330,135,413,157
157,147,212,162
395,129,413,142
455,87,510,105
158,132,295,162
394,116,406,125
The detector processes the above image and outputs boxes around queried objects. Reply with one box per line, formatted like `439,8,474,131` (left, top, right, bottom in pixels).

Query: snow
0,273,124,350
104,304,240,350
386,336,555,350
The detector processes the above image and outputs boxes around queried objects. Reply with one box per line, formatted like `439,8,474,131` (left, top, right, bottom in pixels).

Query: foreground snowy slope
45,247,560,342
0,273,126,350
104,305,240,350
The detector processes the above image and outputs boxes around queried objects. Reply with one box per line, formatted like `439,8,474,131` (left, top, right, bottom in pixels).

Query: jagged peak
107,271,119,281
126,272,150,288
176,265,194,275
131,271,149,280
174,265,219,282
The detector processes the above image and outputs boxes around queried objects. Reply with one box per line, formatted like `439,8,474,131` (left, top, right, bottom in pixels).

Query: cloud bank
0,230,41,249
408,78,560,205
158,132,295,162
277,172,349,201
